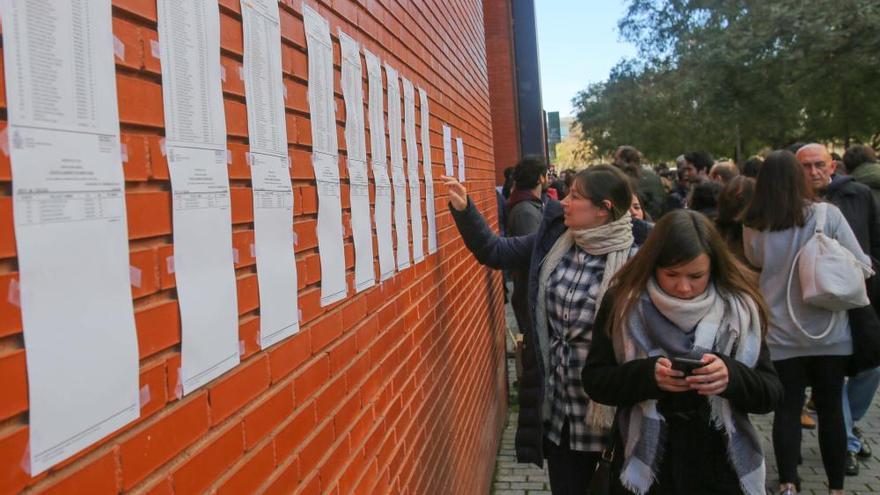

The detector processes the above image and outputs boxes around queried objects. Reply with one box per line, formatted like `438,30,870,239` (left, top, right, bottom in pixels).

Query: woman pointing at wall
441,165,650,495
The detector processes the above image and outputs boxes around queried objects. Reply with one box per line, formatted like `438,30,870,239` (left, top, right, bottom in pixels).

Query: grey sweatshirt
743,203,871,361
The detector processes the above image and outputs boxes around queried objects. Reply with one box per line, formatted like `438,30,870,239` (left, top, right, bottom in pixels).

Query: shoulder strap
814,202,828,233
786,240,838,340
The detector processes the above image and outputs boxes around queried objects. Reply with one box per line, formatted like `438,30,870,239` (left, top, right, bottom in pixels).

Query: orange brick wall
0,1,508,493
483,0,520,185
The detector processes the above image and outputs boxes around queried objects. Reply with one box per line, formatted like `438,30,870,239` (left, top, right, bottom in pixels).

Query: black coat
582,291,783,494
450,198,651,466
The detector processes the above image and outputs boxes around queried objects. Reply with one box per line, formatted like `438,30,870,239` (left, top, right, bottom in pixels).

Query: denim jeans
843,367,880,452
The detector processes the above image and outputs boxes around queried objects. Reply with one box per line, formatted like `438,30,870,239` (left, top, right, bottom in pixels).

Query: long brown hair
608,210,769,337
741,150,814,231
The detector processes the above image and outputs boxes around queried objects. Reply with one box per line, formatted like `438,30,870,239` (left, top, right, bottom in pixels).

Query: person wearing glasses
797,143,880,477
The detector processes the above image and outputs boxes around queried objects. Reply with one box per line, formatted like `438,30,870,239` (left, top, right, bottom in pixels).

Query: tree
573,0,880,162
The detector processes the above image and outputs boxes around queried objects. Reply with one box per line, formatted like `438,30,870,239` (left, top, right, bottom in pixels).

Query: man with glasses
797,143,880,476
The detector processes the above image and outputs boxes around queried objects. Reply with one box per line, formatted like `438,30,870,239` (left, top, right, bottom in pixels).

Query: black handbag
589,420,620,495
847,304,880,376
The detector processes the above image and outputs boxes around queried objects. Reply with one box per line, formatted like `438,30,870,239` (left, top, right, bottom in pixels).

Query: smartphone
671,357,704,376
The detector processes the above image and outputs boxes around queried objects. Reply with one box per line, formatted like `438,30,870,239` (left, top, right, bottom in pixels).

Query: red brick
112,0,157,21
135,300,181,359
265,459,300,495
0,350,27,421
230,187,254,224
43,449,119,495
310,311,343,352
129,247,159,299
315,373,347,419
0,273,22,337
238,316,261,360
207,355,270,426
139,360,167,420
112,17,142,71
293,355,330,405
268,330,311,383
126,191,172,239
119,395,210,490
297,422,334,482
236,273,260,315
274,403,317,459
216,440,275,495
117,74,164,127
0,197,16,259
121,133,151,182
243,384,294,449
171,423,244,495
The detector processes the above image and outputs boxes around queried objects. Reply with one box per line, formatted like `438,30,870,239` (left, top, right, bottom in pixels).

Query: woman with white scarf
442,165,650,495
583,210,782,495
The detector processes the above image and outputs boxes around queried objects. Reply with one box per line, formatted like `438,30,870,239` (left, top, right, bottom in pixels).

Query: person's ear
828,160,838,175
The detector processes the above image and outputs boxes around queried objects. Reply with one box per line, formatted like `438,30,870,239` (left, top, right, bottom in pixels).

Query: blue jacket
450,198,650,466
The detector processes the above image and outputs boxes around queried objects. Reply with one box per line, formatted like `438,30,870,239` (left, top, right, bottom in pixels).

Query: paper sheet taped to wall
158,0,240,394
385,64,411,270
419,88,438,254
443,124,454,177
304,4,348,306
364,49,396,281
241,0,300,348
1,0,140,475
339,31,376,292
402,78,424,264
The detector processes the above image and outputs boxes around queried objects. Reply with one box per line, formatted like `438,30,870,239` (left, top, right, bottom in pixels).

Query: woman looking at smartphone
582,209,782,495
442,165,650,495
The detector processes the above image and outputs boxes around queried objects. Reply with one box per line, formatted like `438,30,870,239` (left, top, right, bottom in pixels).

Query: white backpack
786,202,873,339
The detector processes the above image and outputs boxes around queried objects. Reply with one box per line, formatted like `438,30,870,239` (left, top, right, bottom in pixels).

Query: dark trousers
772,355,849,490
543,420,600,495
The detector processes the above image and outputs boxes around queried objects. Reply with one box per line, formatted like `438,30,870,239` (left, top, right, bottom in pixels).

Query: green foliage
574,0,880,161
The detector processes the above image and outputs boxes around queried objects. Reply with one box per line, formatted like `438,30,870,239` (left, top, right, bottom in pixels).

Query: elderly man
797,143,880,476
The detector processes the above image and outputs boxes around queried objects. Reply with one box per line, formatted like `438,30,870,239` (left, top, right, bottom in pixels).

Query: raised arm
443,176,535,270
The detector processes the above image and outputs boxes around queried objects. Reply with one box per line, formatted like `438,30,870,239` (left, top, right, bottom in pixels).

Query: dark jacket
505,191,544,337
851,161,880,205
822,175,880,311
582,291,782,494
636,169,668,221
449,198,651,466
505,190,544,237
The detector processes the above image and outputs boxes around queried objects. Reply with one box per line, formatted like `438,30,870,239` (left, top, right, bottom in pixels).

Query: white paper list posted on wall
364,49,396,281
304,4,348,306
158,0,241,394
457,137,466,182
443,124,454,177
418,88,438,254
385,64,412,271
402,78,424,264
241,0,301,348
1,0,140,475
339,31,377,292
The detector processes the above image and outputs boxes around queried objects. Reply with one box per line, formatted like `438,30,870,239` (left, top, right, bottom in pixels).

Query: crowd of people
444,143,880,495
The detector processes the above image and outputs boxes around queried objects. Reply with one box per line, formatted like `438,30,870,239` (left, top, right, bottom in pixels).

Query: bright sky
535,0,638,118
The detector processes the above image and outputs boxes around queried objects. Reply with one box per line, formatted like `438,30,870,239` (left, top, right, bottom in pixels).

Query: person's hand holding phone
441,175,468,211
655,357,690,392
686,354,729,396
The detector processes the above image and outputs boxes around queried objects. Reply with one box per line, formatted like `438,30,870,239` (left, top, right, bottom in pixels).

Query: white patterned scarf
611,280,766,495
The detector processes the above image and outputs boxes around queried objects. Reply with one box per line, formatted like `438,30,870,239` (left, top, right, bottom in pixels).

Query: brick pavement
491,301,880,494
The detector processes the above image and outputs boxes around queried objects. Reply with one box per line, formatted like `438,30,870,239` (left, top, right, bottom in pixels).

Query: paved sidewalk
491,300,880,494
